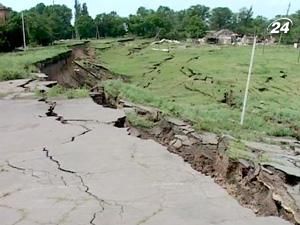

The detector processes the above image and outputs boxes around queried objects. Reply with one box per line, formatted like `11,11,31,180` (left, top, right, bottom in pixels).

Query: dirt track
0,98,291,225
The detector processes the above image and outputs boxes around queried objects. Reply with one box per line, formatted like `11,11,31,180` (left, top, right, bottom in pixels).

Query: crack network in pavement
42,147,116,224
68,124,92,143
136,206,163,225
39,100,126,223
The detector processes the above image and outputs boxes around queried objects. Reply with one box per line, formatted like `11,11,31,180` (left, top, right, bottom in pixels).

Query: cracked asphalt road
0,99,291,225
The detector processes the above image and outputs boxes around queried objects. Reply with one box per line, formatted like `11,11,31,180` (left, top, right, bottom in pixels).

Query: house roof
0,3,7,10
215,29,235,37
206,29,237,39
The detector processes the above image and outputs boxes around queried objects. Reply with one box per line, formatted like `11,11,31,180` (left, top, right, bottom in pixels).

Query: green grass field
93,39,300,140
0,46,70,81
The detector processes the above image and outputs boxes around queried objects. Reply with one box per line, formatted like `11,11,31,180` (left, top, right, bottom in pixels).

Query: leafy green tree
233,7,254,34
252,16,269,36
44,5,73,40
82,3,88,16
34,3,46,14
74,0,81,38
183,15,208,38
76,15,95,39
181,5,209,38
155,6,174,38
136,7,154,17
210,7,233,30
128,14,145,36
95,12,126,37
23,3,73,45
26,11,53,45
186,5,210,21
74,1,95,39
281,10,300,44
74,0,81,19
0,11,23,51
127,5,210,39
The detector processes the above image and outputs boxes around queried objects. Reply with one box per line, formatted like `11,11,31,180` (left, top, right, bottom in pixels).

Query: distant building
205,29,238,45
0,3,10,25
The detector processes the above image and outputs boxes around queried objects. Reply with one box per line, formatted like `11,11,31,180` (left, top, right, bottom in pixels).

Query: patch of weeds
126,111,156,129
40,85,90,99
226,140,255,161
65,88,90,99
0,70,25,81
267,126,294,137
258,154,271,164
0,92,8,98
0,46,70,81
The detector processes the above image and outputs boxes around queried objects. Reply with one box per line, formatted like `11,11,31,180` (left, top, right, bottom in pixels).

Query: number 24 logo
268,18,294,34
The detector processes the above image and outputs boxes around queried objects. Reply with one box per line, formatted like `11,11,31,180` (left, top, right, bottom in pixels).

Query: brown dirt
124,118,299,224
38,44,300,224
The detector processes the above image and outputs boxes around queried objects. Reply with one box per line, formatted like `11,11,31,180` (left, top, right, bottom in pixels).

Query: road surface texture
0,98,291,225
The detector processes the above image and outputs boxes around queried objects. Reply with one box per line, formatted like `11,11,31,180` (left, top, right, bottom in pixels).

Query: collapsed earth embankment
25,42,300,225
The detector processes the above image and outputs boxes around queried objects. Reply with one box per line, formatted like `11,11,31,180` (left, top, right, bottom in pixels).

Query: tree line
0,1,299,51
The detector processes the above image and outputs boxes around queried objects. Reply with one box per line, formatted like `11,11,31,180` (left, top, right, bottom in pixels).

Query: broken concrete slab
190,132,219,145
244,141,288,154
53,98,125,123
174,135,196,146
165,117,187,126
0,79,58,100
25,80,58,92
170,139,183,149
30,72,48,80
0,99,291,225
0,79,32,97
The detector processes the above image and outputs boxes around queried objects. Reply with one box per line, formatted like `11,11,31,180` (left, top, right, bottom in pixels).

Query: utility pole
297,38,300,63
21,12,27,50
286,2,291,16
279,2,291,45
96,24,100,39
240,36,257,125
74,0,80,39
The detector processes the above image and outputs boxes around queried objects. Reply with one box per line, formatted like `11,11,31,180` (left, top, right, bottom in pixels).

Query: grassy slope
0,45,70,81
94,40,300,140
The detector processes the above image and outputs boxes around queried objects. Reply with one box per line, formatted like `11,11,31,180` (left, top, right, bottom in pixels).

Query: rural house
206,29,237,45
0,3,10,25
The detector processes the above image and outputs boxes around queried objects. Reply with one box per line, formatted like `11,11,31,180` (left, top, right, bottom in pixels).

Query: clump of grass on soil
37,85,90,99
97,40,300,141
0,46,70,81
126,111,156,129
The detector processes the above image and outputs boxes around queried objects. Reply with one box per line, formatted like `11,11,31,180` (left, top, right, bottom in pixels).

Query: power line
21,12,27,50
279,2,291,45
286,2,291,16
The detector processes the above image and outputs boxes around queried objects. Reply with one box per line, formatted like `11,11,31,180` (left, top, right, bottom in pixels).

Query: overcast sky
1,0,299,19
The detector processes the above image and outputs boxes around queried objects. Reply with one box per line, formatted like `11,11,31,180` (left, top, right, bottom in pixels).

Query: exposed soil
129,114,300,224
91,88,300,225
35,42,99,88
127,41,151,56
184,83,213,97
220,90,237,107
143,54,175,77
34,43,300,225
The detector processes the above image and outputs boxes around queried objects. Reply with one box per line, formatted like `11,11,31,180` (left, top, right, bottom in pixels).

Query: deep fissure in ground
39,42,300,225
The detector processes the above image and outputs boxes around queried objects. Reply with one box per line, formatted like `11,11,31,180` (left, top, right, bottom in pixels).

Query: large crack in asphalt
42,147,106,224
17,79,36,89
6,161,41,179
43,100,116,144
42,145,125,223
40,100,125,224
63,124,92,144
